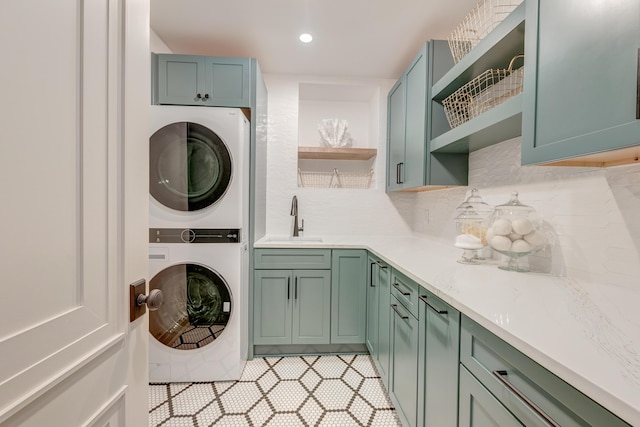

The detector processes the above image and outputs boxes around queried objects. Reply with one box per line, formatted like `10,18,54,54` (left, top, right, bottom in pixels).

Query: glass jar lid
456,188,493,218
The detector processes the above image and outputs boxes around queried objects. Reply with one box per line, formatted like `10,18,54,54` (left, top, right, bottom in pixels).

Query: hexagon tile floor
149,354,402,426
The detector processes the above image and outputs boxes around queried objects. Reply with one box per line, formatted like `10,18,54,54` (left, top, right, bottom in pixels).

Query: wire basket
335,169,374,189
298,168,336,188
448,0,523,63
442,55,524,128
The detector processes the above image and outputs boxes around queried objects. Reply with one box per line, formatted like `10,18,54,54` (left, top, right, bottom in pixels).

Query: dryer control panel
149,228,240,243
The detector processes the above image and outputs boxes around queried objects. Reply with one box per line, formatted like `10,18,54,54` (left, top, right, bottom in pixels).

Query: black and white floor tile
149,354,402,426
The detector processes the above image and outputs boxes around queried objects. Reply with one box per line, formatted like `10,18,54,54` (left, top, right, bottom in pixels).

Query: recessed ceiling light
299,33,313,43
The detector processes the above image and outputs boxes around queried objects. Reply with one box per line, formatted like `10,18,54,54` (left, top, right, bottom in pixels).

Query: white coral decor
318,118,353,148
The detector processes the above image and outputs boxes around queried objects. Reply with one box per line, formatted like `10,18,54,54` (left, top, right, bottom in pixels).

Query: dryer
149,106,249,230
148,229,248,382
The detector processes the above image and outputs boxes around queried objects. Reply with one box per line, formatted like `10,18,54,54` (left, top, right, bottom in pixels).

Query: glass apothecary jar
453,188,493,264
486,191,547,272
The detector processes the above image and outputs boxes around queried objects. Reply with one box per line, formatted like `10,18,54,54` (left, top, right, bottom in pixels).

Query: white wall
263,74,416,237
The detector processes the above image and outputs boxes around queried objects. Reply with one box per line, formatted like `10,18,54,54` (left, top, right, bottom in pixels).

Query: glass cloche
486,191,547,272
453,188,493,264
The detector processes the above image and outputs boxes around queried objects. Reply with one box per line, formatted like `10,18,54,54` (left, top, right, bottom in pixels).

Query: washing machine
149,105,249,230
148,229,248,382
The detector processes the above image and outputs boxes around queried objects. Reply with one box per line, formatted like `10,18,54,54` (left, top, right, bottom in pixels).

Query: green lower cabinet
417,292,460,427
389,295,419,427
331,250,367,344
253,269,330,345
375,259,392,386
460,316,631,426
365,255,380,355
365,253,392,386
459,366,523,427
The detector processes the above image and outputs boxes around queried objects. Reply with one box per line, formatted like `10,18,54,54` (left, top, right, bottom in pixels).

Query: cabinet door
390,297,419,427
417,293,460,427
376,259,392,385
366,257,380,356
292,270,331,345
156,54,205,105
404,46,428,188
459,366,524,427
202,57,251,107
331,250,367,344
254,270,292,345
386,78,406,191
522,0,640,165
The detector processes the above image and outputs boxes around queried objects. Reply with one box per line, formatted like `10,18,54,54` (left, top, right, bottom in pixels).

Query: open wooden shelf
298,146,377,160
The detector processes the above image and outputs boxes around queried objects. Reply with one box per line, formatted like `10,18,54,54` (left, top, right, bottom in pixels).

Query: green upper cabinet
152,54,251,107
387,78,406,191
521,0,640,166
386,41,468,192
330,250,367,344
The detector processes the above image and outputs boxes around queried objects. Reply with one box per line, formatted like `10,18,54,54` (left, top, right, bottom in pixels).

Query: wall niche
297,82,379,189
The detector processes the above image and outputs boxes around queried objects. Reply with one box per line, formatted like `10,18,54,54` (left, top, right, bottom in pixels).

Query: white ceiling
150,0,480,79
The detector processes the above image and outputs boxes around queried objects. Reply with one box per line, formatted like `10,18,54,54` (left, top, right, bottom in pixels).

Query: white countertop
255,235,640,425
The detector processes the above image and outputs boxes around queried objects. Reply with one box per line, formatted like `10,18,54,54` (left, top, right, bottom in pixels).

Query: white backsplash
413,137,640,289
263,73,640,290
263,74,415,237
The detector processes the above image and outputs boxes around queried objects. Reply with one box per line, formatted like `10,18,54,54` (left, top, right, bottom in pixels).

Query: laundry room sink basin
263,236,323,243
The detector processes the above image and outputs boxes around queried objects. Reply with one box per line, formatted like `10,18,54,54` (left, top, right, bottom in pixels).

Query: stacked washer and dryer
148,105,249,382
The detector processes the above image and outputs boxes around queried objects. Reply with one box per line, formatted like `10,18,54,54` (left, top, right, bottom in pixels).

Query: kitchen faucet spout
291,196,303,237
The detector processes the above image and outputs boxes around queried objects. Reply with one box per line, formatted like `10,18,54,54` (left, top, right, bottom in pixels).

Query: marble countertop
255,235,640,425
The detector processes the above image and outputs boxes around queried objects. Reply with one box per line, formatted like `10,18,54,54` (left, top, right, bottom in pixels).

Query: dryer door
149,263,232,350
150,121,232,211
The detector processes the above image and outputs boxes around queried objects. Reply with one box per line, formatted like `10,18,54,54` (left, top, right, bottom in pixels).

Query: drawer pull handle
287,277,290,300
391,304,409,320
419,295,448,315
374,260,387,269
493,370,560,427
295,276,298,299
392,282,410,296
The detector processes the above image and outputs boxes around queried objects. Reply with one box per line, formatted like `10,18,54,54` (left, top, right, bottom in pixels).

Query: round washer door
150,121,232,211
149,263,232,350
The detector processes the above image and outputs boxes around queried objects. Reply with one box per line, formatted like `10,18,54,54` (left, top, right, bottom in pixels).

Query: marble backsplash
411,137,640,290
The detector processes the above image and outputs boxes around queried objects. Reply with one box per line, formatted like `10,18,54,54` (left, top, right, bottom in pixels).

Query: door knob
129,279,163,322
137,289,163,311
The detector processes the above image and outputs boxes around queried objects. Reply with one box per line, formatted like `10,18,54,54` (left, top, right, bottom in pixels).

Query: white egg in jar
492,218,512,236
512,217,534,235
490,235,512,252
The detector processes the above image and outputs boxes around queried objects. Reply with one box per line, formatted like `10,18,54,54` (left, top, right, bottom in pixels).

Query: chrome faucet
290,195,304,237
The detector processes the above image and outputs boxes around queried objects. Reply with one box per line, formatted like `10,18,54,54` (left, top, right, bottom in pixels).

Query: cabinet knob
196,93,202,99
204,93,210,100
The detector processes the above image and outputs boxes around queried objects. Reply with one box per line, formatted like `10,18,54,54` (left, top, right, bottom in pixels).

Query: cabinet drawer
254,249,331,269
461,316,630,427
390,269,419,319
459,365,523,427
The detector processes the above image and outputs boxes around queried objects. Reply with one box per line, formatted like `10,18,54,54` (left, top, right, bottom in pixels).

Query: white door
0,0,150,426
